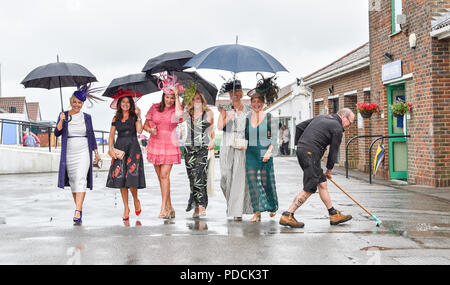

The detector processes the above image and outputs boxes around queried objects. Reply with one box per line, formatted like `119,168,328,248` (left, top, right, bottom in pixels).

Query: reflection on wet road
0,157,449,264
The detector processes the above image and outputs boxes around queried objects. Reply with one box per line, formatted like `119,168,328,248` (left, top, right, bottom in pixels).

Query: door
387,84,408,180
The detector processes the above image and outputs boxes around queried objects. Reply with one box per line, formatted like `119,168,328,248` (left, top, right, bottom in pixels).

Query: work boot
329,210,352,225
279,211,305,228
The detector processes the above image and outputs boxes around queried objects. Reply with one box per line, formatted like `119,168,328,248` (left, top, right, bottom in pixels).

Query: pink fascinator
157,73,185,95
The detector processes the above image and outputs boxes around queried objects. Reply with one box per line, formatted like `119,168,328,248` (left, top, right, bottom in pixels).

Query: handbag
114,148,125,160
232,138,248,149
93,159,103,169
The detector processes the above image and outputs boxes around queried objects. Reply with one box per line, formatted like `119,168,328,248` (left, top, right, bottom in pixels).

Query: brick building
369,0,449,187
305,1,449,187
303,42,371,170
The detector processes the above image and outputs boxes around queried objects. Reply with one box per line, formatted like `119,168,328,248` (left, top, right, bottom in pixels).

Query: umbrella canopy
142,50,195,74
183,44,288,73
170,71,218,105
21,62,97,89
102,73,159,98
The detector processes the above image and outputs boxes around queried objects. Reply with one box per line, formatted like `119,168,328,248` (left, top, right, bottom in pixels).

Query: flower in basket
356,102,380,118
390,101,412,117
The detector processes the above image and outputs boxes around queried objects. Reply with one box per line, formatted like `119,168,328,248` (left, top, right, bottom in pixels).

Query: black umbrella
21,56,97,113
170,71,218,105
102,73,159,98
141,50,195,74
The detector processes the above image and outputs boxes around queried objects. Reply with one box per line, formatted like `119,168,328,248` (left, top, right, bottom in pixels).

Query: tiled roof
303,42,369,81
0,97,27,114
26,102,40,121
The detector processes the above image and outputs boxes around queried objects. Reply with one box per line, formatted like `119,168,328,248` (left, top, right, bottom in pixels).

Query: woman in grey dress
217,80,253,221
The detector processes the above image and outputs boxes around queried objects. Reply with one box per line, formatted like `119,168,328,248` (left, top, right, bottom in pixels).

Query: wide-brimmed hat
110,89,143,109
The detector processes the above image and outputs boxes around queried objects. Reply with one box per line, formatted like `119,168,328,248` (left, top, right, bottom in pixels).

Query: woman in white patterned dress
217,80,253,221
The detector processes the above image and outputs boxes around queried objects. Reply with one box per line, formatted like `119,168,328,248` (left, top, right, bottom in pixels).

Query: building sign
382,60,402,82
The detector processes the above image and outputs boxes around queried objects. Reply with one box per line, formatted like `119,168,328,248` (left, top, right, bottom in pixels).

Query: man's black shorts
296,147,326,193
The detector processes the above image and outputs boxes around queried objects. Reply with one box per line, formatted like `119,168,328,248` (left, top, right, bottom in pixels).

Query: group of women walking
55,76,279,225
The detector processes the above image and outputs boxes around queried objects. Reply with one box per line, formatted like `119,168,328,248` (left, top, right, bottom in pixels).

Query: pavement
0,156,449,265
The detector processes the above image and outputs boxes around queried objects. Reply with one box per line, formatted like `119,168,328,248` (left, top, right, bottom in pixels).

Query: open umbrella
142,50,195,74
102,73,159,98
21,56,97,113
183,43,288,74
169,71,218,105
184,39,288,97
142,50,218,105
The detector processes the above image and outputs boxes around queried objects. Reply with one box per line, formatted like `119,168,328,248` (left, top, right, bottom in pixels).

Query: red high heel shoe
135,200,142,216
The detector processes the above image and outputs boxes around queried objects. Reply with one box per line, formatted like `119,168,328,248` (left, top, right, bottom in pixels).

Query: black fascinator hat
220,79,242,94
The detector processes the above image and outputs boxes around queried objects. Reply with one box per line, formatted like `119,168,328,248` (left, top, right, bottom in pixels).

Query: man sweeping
279,108,355,228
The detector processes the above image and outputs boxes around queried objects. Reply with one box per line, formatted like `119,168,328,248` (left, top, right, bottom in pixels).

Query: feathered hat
219,79,242,94
157,73,185,95
73,83,105,107
182,81,198,106
247,73,279,105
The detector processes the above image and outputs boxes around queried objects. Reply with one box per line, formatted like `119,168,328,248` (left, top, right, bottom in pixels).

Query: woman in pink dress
144,74,184,219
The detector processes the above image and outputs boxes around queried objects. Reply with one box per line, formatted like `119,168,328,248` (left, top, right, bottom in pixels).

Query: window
331,98,339,114
10,106,16,113
392,0,403,34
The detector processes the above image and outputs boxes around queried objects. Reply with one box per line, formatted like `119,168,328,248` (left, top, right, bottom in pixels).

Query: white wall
0,145,110,174
267,84,313,151
0,113,28,121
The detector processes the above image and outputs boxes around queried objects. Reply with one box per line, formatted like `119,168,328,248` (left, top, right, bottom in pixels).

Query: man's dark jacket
294,114,344,170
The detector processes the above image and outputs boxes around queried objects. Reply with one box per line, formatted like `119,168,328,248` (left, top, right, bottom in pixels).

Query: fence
0,118,110,153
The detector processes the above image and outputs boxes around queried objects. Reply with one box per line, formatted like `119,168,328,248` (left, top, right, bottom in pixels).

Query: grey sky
0,0,369,131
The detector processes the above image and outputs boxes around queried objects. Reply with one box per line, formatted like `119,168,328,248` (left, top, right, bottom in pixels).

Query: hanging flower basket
356,102,380,119
391,101,412,118
360,112,373,118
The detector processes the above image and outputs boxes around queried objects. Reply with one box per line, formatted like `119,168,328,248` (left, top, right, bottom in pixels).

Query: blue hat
73,83,105,106
73,84,88,101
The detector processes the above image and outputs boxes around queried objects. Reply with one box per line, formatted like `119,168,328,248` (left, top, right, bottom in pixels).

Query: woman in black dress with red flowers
106,90,146,221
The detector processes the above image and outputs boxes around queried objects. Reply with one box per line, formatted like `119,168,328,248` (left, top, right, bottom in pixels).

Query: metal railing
345,135,383,178
368,135,410,184
0,118,110,153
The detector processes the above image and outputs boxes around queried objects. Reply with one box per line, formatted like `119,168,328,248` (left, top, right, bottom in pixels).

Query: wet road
0,157,449,265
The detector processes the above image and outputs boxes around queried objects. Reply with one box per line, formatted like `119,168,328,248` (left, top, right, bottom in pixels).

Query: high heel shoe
198,206,206,217
250,214,261,223
192,211,199,219
135,199,142,216
270,212,277,218
169,208,175,219
123,209,130,221
158,209,168,219
73,210,82,225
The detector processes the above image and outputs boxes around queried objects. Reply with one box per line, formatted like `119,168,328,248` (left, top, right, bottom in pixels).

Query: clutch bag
232,138,248,149
114,149,125,160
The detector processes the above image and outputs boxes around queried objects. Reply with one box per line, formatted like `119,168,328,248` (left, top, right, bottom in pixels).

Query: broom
329,178,381,227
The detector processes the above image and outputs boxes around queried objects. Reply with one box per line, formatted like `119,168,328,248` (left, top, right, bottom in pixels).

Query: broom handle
329,178,374,217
